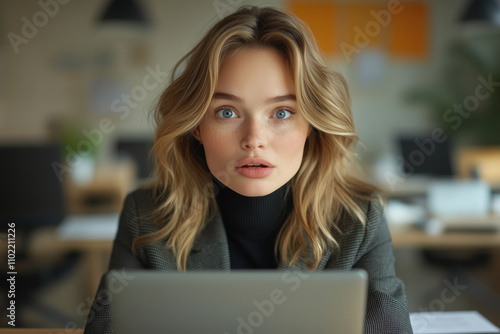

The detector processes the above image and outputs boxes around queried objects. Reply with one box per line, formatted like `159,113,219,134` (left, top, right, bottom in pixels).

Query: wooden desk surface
5,222,500,254
29,228,113,254
6,221,500,254
2,220,499,298
390,225,500,248
21,227,114,297
26,224,500,249
0,330,82,334
379,177,500,198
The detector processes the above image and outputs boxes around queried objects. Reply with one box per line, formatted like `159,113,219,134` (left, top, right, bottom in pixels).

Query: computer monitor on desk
0,142,66,233
115,137,154,182
398,135,454,177
381,135,455,198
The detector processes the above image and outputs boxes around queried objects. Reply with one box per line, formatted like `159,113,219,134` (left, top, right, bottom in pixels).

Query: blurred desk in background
29,217,116,298
391,224,500,295
25,215,500,297
457,147,500,183
380,177,500,199
64,160,136,214
50,159,135,296
391,224,500,249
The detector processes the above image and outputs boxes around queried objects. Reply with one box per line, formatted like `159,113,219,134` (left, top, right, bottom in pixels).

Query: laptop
107,269,367,334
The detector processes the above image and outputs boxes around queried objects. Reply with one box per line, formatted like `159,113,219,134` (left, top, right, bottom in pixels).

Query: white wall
333,0,468,162
0,0,469,163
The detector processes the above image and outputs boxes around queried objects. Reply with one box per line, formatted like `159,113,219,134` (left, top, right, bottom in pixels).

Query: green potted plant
405,32,500,146
60,119,100,184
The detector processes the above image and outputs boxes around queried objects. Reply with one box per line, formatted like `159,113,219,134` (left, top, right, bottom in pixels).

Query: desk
64,160,136,214
390,225,500,248
378,177,500,199
3,224,500,330
390,225,500,283
28,227,113,297
23,223,500,297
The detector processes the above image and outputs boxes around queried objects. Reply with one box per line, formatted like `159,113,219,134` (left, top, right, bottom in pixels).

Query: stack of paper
411,311,499,334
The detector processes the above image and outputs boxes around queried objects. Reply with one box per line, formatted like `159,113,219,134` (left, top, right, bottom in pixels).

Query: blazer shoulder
126,185,156,209
338,194,384,233
120,186,159,237
332,195,386,255
351,194,391,258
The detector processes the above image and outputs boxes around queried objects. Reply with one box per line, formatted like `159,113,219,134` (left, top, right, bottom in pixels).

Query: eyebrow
212,92,296,104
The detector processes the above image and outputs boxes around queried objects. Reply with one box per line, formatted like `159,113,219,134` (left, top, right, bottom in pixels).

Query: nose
240,118,267,151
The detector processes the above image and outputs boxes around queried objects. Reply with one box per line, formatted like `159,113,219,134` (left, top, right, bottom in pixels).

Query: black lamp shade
99,0,149,26
461,0,500,24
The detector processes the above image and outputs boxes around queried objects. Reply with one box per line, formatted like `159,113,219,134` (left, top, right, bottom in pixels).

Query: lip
236,158,273,168
235,157,274,178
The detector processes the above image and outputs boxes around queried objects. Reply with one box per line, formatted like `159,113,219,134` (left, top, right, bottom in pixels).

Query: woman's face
193,47,311,197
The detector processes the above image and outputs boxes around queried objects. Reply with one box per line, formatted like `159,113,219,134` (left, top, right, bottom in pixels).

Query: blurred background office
0,0,499,329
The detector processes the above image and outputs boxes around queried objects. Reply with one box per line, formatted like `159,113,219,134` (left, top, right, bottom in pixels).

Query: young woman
84,6,413,334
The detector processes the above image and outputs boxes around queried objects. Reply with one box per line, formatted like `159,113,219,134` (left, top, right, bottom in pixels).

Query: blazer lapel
183,211,332,272
186,212,231,271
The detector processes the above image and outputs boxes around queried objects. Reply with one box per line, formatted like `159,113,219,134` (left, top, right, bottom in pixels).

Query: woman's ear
191,127,202,144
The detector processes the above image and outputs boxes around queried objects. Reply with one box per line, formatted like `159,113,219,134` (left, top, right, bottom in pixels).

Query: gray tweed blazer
83,188,413,334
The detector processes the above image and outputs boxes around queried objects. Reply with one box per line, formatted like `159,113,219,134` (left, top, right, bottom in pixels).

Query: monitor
115,137,154,180
0,142,66,232
398,135,454,177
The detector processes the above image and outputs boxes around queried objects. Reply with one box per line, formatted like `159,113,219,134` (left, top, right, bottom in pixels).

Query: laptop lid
107,269,367,334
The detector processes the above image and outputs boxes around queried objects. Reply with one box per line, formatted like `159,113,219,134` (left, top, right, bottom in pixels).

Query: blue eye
273,109,292,119
216,108,236,119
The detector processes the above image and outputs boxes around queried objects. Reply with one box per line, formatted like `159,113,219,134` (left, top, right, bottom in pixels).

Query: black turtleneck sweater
212,176,292,269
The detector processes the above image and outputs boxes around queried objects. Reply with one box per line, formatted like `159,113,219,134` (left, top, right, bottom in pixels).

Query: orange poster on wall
390,2,429,58
344,2,385,49
288,1,338,56
289,1,429,60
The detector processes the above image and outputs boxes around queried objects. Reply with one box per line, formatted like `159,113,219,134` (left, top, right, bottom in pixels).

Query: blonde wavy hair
133,6,379,271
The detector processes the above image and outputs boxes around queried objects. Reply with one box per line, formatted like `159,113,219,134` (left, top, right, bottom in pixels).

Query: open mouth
235,158,274,178
236,164,274,178
241,164,268,168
